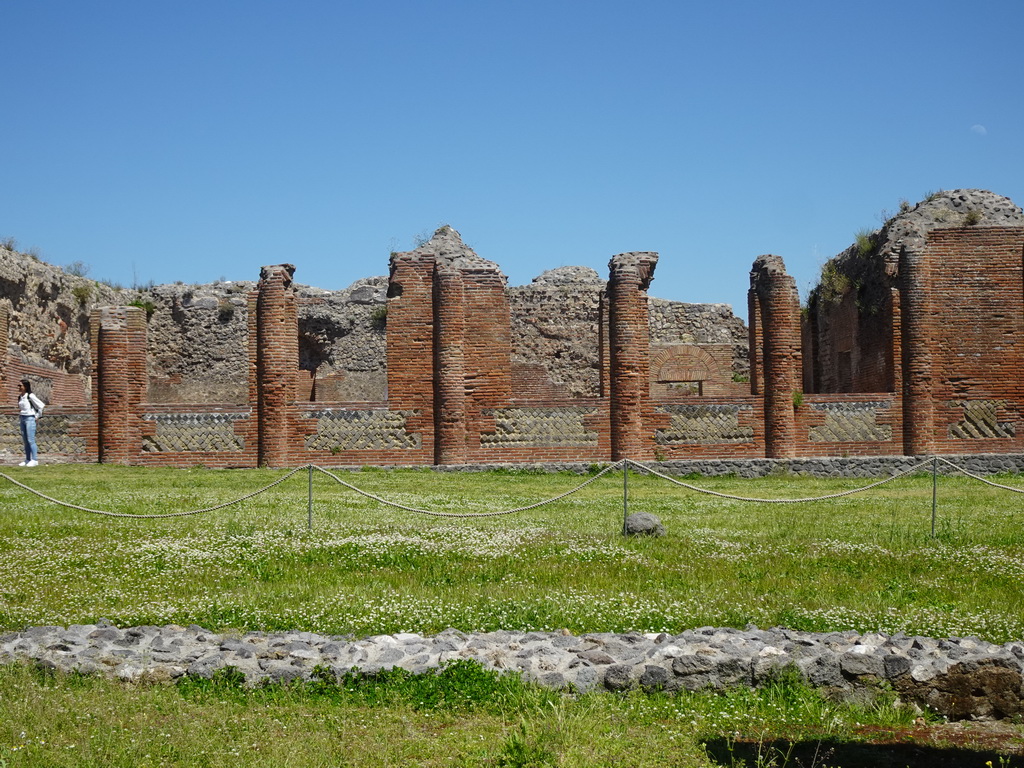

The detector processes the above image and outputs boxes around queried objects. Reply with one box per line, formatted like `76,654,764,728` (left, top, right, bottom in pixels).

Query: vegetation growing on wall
128,297,157,319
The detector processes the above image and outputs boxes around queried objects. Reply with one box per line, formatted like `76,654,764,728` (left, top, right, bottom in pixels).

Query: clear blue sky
3,1,1021,321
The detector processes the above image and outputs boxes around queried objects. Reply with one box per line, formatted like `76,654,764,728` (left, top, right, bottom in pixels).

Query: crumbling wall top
406,226,506,279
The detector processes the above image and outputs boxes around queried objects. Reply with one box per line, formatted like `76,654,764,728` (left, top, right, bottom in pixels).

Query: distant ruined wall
0,243,122,384
0,237,748,415
508,267,604,399
8,190,1024,468
144,282,253,404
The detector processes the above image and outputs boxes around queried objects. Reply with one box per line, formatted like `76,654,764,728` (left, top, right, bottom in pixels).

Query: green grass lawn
1,463,1023,766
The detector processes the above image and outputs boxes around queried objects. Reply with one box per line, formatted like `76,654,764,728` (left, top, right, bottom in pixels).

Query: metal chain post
622,460,629,535
308,464,314,531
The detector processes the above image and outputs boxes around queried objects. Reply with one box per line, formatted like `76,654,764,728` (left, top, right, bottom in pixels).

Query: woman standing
17,379,45,467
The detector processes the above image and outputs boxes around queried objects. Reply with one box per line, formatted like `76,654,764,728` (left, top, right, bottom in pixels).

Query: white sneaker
18,461,27,466
26,460,38,467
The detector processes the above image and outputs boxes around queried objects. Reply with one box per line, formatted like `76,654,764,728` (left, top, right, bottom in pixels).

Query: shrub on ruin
218,298,235,323
854,228,875,258
71,284,92,306
814,262,850,305
64,260,90,277
128,298,157,319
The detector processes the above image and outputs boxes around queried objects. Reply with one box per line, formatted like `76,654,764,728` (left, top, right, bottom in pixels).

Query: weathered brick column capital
608,252,658,290
259,263,296,286
750,253,790,290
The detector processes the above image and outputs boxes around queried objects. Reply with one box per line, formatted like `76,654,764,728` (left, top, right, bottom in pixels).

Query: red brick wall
0,306,6,390
811,291,896,394
793,393,902,457
15,226,1024,469
649,343,747,399
747,288,763,397
649,395,764,459
902,227,1024,454
461,268,515,461
133,403,256,468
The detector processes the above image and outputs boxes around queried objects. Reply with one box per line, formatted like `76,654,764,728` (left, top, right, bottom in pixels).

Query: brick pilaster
898,245,935,455
608,251,658,460
386,252,436,458
433,265,467,463
750,255,801,458
93,306,147,464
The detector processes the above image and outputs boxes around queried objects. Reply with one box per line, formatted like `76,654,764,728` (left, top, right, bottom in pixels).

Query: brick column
898,246,935,456
598,290,610,398
608,252,658,460
0,305,8,389
433,265,467,464
747,289,763,396
252,264,298,467
92,306,147,464
750,255,801,458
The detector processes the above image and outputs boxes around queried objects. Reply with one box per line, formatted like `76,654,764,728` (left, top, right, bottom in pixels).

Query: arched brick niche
651,343,748,400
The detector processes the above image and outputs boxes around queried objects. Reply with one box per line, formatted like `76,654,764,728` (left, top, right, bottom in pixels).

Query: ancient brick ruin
2,190,1024,467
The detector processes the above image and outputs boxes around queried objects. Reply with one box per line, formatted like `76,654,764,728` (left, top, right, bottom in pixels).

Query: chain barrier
0,466,307,519
311,462,624,518
0,455,1021,521
623,457,936,503
935,456,1024,494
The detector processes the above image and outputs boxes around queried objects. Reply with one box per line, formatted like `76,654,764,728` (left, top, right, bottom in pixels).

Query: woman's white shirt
18,393,45,417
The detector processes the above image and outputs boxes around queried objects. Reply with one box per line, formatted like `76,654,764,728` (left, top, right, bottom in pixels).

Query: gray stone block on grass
624,512,665,537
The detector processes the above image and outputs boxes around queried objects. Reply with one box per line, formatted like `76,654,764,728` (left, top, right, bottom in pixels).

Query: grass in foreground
2,660,974,768
3,464,1024,766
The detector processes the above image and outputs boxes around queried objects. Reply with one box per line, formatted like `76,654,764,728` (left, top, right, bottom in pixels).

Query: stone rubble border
3,622,1024,721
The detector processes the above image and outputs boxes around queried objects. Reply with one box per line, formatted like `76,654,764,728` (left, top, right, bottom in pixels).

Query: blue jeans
20,415,37,462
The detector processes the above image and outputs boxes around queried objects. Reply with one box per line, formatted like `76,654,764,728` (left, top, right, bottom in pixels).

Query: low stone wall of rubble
4,623,1024,720
429,453,1024,479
